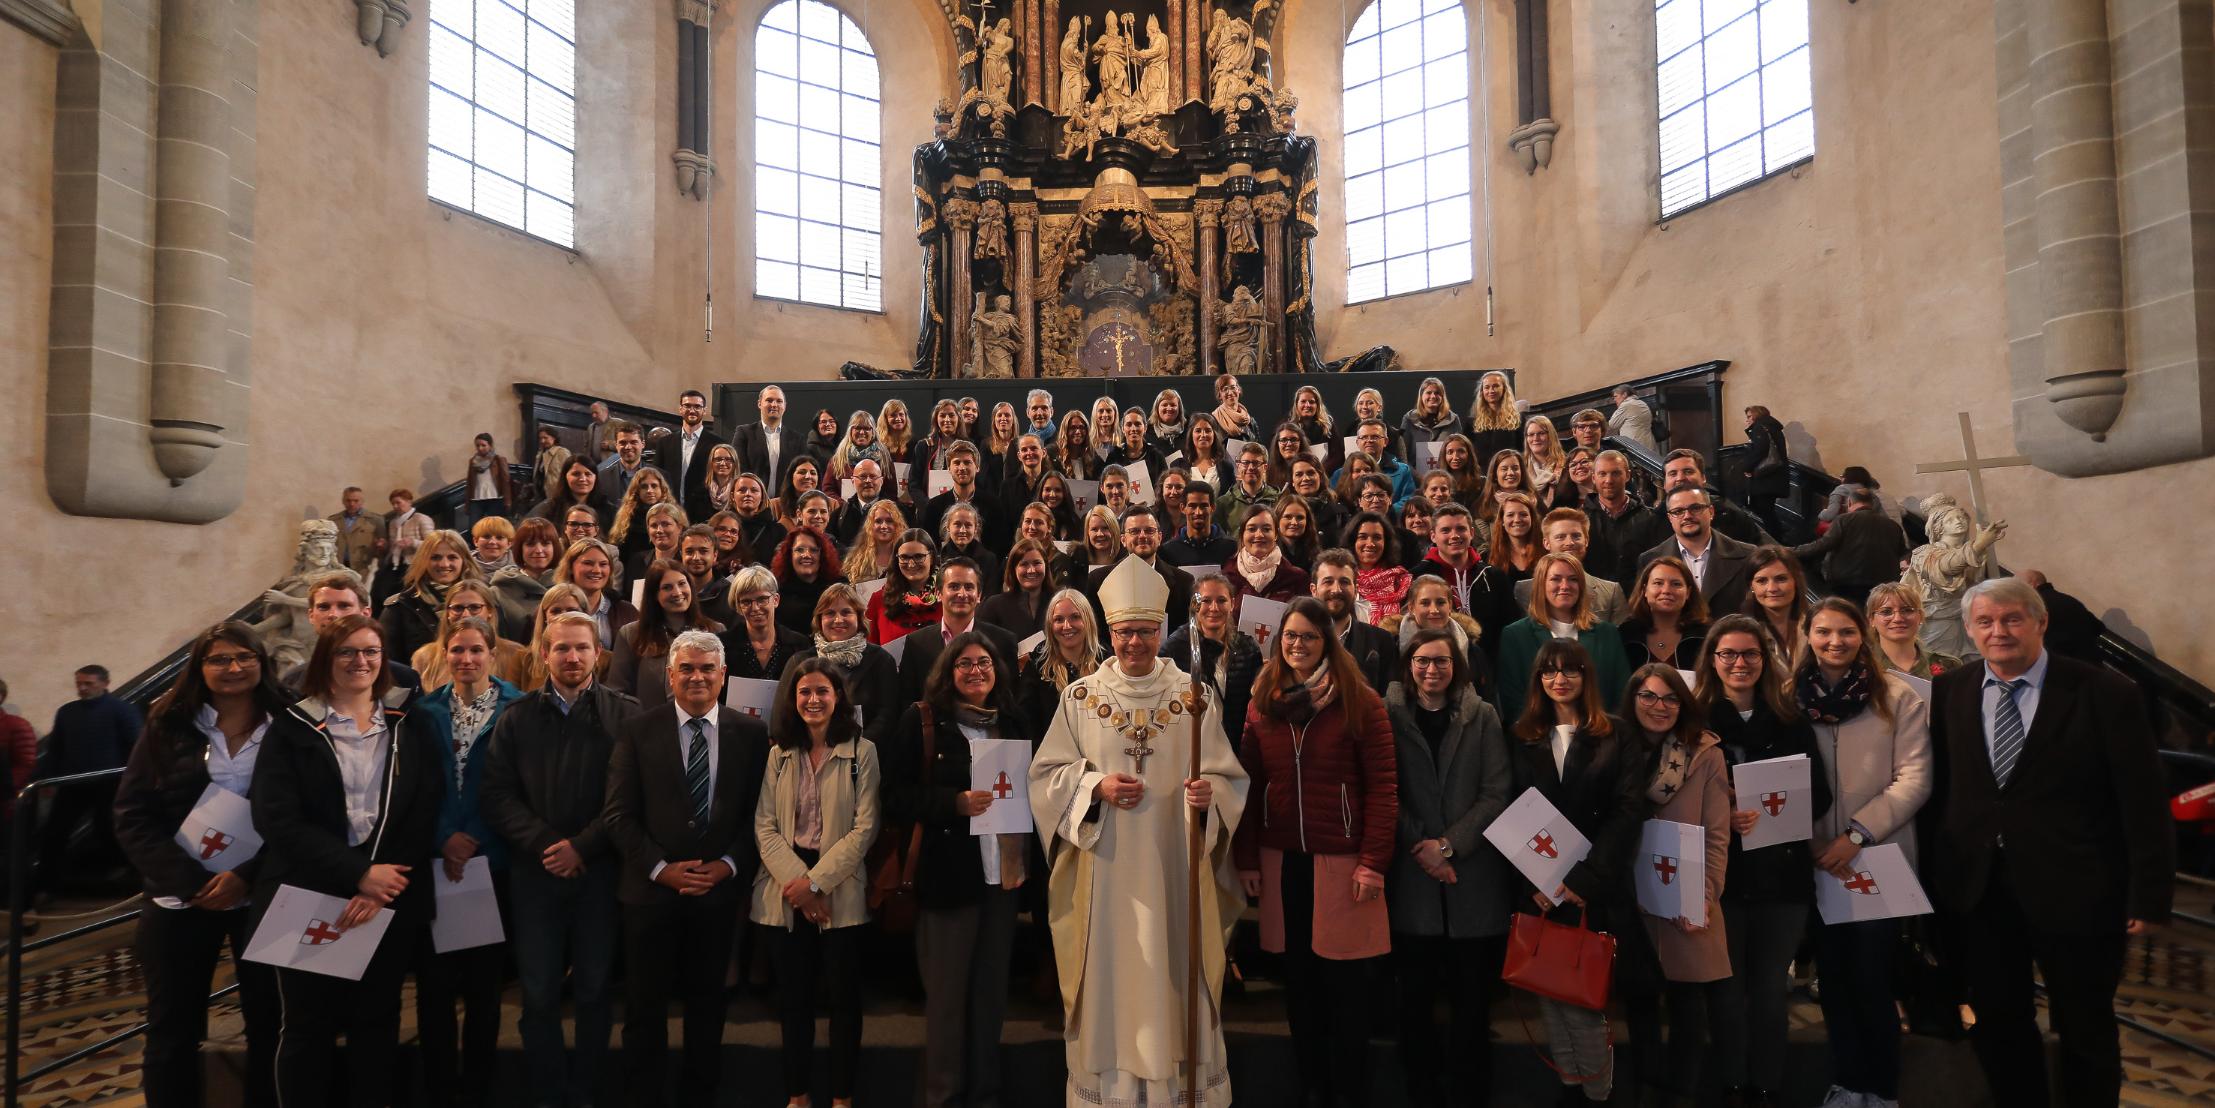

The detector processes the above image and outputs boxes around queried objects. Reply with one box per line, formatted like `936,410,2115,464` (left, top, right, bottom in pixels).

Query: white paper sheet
430,856,504,953
841,478,857,500
882,635,908,664
968,738,1035,835
849,577,887,609
1731,754,1814,850
1066,479,1101,516
1225,439,1248,462
1814,843,1933,925
1483,788,1592,904
1893,672,1933,703
1126,461,1155,504
174,783,262,873
242,884,395,980
1417,441,1444,473
1017,630,1045,657
630,578,646,609
723,676,779,720
893,462,912,500
1635,819,1707,926
1236,594,1288,653
927,469,953,500
1306,443,1329,463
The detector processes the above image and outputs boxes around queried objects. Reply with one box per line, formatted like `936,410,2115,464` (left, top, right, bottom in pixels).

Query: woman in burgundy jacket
1235,596,1399,1108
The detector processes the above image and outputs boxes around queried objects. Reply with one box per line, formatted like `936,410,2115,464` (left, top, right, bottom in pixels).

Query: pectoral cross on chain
1124,739,1156,773
1122,708,1158,773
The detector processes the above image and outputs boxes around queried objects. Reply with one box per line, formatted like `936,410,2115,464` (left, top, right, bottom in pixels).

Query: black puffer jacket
250,693,443,922
1711,698,1832,903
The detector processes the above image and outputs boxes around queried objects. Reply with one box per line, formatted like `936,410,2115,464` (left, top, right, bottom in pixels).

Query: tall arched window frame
426,0,577,247
754,0,883,312
1342,0,1472,304
1654,0,1813,219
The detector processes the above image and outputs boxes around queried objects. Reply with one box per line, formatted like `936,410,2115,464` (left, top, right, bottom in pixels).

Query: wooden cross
1914,412,2030,527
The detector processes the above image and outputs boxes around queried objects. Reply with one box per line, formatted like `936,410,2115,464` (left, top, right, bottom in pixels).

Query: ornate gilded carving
1205,1,1273,116
1147,297,1197,376
1009,202,1039,233
1033,169,1198,299
1193,198,1223,228
914,186,941,237
1253,191,1292,225
1038,299,1086,377
975,197,1009,258
943,197,980,231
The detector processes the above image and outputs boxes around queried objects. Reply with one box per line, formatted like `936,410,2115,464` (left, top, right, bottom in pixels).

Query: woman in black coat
1162,573,1264,750
882,632,1039,1108
1742,405,1790,536
977,539,1056,643
1505,639,1647,1104
803,583,902,747
250,615,442,1108
113,622,291,1108
1698,616,1833,1106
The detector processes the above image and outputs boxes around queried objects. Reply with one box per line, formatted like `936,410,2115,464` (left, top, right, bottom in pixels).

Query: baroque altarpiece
843,0,1394,379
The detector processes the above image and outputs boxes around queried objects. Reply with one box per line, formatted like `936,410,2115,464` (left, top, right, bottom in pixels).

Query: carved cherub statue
254,520,363,678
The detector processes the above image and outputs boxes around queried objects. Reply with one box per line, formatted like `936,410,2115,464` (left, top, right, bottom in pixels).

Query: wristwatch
1436,839,1455,859
808,880,824,895
1846,827,1870,848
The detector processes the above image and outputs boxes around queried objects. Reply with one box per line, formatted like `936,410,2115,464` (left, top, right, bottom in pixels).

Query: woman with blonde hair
624,500,689,582
720,564,808,682
1468,370,1522,460
1211,373,1256,439
552,537,636,648
608,465,677,566
841,499,910,583
1147,387,1188,454
1014,587,1105,730
980,402,1019,488
382,529,485,663
1351,387,1403,462
1494,551,1631,723
1395,574,1489,691
876,397,916,472
1052,410,1103,481
512,583,592,690
409,580,530,687
1521,415,1569,494
1399,375,1463,452
827,409,886,481
1079,504,1123,570
703,443,742,515
1864,581,1961,680
1290,383,1336,447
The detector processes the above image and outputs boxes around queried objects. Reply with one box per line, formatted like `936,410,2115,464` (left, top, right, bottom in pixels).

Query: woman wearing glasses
722,565,812,683
1696,615,1830,1108
866,529,941,645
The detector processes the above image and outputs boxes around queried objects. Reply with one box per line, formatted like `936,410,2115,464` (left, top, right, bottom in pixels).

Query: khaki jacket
330,510,383,577
752,737,880,929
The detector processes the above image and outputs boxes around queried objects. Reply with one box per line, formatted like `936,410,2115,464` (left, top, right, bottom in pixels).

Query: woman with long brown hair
610,559,725,709
1620,555,1711,670
865,528,940,644
1745,545,1811,666
1053,410,1103,481
1233,596,1398,1108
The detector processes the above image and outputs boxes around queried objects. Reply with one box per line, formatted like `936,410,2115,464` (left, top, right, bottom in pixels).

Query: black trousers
1280,850,1375,1108
622,893,741,1107
771,848,862,1102
413,873,510,1106
35,780,119,895
137,903,279,1108
273,919,419,1108
1957,864,2128,1108
1393,931,1502,1107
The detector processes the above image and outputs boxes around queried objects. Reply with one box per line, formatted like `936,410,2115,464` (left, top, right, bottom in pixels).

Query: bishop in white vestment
1030,556,1249,1107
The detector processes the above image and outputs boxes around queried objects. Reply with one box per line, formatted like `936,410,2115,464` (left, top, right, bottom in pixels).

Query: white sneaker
1817,1088,1866,1108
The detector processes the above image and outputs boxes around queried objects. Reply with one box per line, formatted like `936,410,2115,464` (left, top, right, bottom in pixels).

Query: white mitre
1099,554,1168,626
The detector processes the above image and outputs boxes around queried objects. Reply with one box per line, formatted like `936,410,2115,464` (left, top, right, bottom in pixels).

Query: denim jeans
1817,918,1900,1099
510,864,619,1107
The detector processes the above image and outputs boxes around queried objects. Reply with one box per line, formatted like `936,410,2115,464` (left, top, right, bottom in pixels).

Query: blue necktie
685,718,711,824
1989,678,2027,788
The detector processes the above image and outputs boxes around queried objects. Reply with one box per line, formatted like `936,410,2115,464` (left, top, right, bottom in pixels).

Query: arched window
754,0,883,311
1342,0,1472,304
1655,0,1813,218
427,0,577,247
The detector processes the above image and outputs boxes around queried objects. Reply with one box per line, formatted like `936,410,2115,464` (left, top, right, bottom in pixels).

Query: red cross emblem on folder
1652,855,1677,885
1844,872,1881,896
992,771,1014,800
1527,832,1558,859
300,919,343,946
198,829,233,860
1760,791,1788,817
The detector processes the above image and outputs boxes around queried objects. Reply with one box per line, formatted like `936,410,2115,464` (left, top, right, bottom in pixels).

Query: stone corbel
672,150,716,200
0,0,80,45
355,0,408,56
673,0,716,198
1507,118,1559,173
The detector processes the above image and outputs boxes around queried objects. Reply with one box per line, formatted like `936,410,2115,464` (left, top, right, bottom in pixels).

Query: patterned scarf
1643,733,1691,806
1796,661,1875,724
954,701,998,730
1273,664,1338,726
448,684,502,793
1356,566,1412,625
1235,545,1283,593
814,632,867,669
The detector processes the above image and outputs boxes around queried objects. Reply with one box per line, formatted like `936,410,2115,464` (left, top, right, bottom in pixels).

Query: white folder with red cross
967,738,1033,836
174,783,262,873
1635,818,1707,926
242,884,395,980
1815,843,1933,925
723,676,779,720
1730,753,1813,851
1483,787,1591,904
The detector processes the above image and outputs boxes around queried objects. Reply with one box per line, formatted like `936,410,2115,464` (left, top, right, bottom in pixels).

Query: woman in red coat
1234,597,1398,1108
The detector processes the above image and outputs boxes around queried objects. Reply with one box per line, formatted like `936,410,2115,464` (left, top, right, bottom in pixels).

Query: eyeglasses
1714,649,1764,666
203,653,261,671
1666,505,1711,518
1277,631,1323,647
1869,606,1916,619
737,594,775,609
896,552,932,564
952,657,995,672
335,647,384,664
1633,690,1682,708
1537,665,1585,678
1410,656,1453,670
445,602,490,616
1108,627,1160,642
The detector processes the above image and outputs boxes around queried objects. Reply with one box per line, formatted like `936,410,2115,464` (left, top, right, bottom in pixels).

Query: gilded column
1022,0,1042,106
1256,192,1291,373
1165,0,1183,103
1195,199,1222,376
1044,0,1061,112
1012,203,1039,378
1186,0,1203,105
945,198,978,377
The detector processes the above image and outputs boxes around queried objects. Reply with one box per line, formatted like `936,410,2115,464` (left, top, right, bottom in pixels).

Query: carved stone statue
980,17,1016,107
970,292,1021,378
1059,16,1090,112
254,520,363,679
1902,492,2008,657
1206,4,1273,114
1092,14,1133,106
1223,195,1259,255
1216,285,1268,375
975,198,1009,259
1039,301,1086,376
1135,15,1173,118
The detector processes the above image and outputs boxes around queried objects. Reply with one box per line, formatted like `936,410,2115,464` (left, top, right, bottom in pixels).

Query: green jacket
1493,616,1632,728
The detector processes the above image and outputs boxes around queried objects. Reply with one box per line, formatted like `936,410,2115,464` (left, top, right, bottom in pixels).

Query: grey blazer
1384,683,1514,939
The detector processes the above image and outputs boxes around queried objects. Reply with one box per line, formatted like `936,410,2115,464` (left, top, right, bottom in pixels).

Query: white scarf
1235,545,1283,592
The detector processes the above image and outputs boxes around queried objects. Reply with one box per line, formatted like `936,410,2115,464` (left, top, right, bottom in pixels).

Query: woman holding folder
113,622,289,1108
1696,615,1831,1108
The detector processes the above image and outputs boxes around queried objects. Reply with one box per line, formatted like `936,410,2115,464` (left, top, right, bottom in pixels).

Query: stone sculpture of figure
1903,492,2008,658
981,17,1017,107
1092,14,1133,104
1059,16,1090,113
1223,195,1259,255
254,519,363,678
1207,6,1269,112
975,198,1009,259
971,292,1021,379
1216,285,1268,375
1135,15,1173,117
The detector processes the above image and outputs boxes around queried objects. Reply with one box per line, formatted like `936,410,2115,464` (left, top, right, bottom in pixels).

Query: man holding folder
604,630,770,1107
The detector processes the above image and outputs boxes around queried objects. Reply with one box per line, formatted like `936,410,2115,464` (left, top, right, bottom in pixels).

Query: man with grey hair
587,401,614,464
1606,385,1659,454
604,628,768,1107
1024,388,1056,440
830,456,892,547
1928,576,2172,1108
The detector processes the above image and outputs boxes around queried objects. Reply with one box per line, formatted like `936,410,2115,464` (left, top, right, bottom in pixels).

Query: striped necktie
686,718,711,824
1989,678,2027,788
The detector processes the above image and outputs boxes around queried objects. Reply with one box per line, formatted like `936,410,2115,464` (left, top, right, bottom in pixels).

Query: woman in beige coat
1797,598,1931,1108
1620,664,1732,1108
753,657,881,1108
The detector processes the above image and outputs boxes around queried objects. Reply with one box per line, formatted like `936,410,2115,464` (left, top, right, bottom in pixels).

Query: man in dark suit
829,458,894,548
604,630,770,1108
1789,485,1909,604
1656,449,1774,547
1310,549,1397,691
669,389,727,522
1638,486,1756,617
1084,504,1193,645
1929,577,2172,1108
897,558,1021,707
730,385,808,491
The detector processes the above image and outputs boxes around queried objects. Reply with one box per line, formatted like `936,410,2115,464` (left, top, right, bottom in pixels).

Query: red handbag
1501,907,1616,1010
